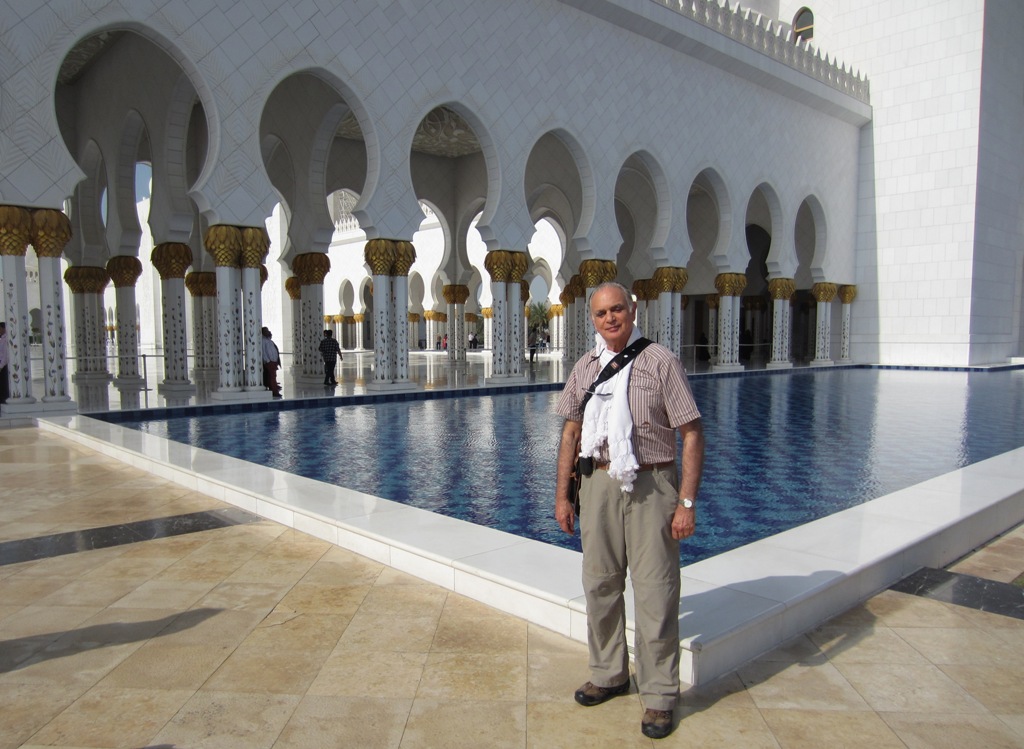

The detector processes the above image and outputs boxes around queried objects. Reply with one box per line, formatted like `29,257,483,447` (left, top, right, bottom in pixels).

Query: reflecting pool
112,368,1024,565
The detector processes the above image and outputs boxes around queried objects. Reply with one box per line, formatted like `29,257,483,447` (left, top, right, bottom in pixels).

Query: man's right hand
555,497,575,535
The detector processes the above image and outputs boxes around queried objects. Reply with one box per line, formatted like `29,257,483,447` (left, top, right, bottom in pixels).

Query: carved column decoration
205,225,244,392
391,240,416,380
295,251,330,383
811,282,838,365
240,227,270,392
839,284,856,362
484,250,513,377
65,266,110,379
364,239,396,383
106,255,145,385
713,272,746,369
152,242,194,389
767,277,796,368
0,206,35,405
29,209,74,401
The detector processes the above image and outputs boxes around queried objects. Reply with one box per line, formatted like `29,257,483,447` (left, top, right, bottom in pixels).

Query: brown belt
594,460,673,472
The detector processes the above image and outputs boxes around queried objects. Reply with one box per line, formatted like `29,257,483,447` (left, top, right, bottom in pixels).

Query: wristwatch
678,497,694,509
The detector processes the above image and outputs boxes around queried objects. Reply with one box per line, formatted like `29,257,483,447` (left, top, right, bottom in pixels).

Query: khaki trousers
579,464,681,711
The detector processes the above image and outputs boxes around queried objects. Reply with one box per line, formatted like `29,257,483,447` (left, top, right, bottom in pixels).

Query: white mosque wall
799,0,1022,366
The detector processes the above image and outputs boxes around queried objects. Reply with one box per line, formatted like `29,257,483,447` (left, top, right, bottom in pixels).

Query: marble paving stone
0,682,85,749
203,642,327,695
758,708,906,748
526,650,595,703
242,609,351,654
890,625,1024,668
416,651,528,701
354,579,449,617
671,706,789,748
525,699,651,749
880,711,1024,749
737,660,872,712
863,590,979,628
273,581,372,615
273,694,413,749
98,640,235,690
0,575,84,605
935,663,1024,714
0,604,103,638
155,607,263,648
24,685,194,748
148,690,301,749
807,625,931,666
195,581,293,613
109,578,218,609
835,662,989,714
403,698,526,749
306,647,427,698
335,611,440,652
679,672,758,710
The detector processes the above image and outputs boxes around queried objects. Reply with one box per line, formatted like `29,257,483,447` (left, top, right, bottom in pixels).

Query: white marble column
152,242,194,390
712,273,745,372
768,277,795,369
811,282,837,366
0,207,35,406
66,266,110,379
106,255,145,386
31,209,74,403
839,284,856,363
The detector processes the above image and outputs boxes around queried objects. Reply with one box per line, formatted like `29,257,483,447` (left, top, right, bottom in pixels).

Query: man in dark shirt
318,329,342,385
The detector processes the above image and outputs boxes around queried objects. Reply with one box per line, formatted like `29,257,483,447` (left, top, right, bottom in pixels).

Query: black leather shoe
573,680,630,707
641,708,674,739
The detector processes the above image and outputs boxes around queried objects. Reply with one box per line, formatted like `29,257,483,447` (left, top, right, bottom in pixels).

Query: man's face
590,286,635,351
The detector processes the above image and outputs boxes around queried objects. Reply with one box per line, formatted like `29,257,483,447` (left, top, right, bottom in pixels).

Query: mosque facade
0,0,1020,413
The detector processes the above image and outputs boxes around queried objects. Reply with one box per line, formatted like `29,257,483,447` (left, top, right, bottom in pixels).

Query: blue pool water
117,368,1024,565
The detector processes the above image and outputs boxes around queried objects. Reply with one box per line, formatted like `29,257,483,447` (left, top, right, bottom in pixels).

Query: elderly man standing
554,281,704,740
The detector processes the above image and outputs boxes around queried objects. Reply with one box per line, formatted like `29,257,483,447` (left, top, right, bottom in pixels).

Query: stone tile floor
1,427,1022,748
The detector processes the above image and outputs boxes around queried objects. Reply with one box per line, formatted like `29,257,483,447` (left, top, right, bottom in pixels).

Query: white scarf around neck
579,327,642,492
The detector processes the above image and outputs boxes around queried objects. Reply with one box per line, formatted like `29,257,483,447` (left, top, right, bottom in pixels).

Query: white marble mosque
0,0,1022,416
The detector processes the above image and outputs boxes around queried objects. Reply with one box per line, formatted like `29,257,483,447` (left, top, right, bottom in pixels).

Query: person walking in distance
261,327,282,398
318,329,342,386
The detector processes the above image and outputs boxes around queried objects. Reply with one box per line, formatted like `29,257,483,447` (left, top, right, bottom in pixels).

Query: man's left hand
672,505,695,540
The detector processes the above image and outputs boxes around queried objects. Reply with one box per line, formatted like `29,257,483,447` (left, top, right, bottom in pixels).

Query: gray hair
590,281,635,308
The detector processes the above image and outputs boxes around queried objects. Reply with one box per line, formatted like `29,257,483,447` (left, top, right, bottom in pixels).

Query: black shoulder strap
580,337,652,412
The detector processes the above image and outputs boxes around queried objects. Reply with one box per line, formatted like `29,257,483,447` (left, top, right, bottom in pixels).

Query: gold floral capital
408,312,420,323
672,268,689,293
714,272,747,297
354,313,365,323
31,208,72,258
768,277,796,301
580,259,615,287
392,241,416,276
0,205,32,256
64,266,109,294
151,243,193,279
706,293,720,310
186,271,216,297
549,303,564,317
240,227,270,268
204,225,242,267
520,280,530,301
482,307,492,319
364,239,396,275
106,255,143,288
651,267,674,294
812,282,838,303
484,250,512,282
285,276,301,300
840,285,857,304
508,251,529,283
294,252,330,285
